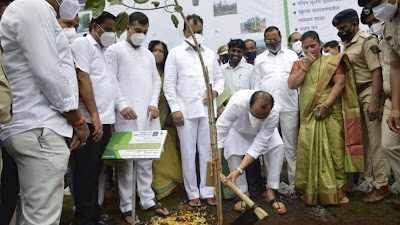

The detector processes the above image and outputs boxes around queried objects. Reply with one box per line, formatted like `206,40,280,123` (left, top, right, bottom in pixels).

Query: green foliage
107,0,123,5
115,12,129,38
174,5,183,13
151,1,160,7
134,0,149,3
85,0,106,19
171,14,179,28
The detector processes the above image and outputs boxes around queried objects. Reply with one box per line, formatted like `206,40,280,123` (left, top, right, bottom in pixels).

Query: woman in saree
288,31,363,205
149,40,183,200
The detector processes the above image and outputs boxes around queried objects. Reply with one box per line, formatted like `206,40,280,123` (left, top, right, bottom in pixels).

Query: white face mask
372,1,398,22
130,32,146,46
55,0,80,20
62,28,76,44
185,33,204,46
96,24,115,48
248,112,268,131
292,40,303,54
370,21,384,37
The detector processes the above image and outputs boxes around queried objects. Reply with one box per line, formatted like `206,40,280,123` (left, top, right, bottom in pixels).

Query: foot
338,188,350,204
188,198,201,207
265,188,287,214
386,198,400,209
121,211,140,224
364,185,390,203
234,200,247,212
204,198,217,206
148,203,170,216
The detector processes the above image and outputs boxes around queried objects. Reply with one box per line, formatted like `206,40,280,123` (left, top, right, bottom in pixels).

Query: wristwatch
236,167,243,174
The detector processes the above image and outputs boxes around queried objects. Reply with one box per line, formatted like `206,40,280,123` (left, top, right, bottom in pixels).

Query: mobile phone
313,108,319,117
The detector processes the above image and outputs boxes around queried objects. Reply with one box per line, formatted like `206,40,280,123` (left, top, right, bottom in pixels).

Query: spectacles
264,39,280,44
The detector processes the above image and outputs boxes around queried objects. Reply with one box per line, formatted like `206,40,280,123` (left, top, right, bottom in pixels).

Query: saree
294,54,363,205
151,74,183,200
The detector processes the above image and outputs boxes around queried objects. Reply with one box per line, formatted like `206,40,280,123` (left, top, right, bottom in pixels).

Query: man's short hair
264,26,281,38
324,40,341,52
288,32,301,43
228,39,246,51
184,14,203,31
244,39,256,47
129,12,149,26
89,11,116,32
250,91,274,110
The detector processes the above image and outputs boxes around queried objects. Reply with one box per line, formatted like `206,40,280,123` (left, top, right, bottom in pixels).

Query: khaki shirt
379,37,392,95
343,30,381,84
382,9,400,62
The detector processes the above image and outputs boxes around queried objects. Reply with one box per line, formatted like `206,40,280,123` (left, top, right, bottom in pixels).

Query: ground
61,186,400,225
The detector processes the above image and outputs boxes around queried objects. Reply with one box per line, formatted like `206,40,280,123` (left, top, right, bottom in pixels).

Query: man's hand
172,111,184,127
91,114,103,142
387,109,400,133
121,107,137,120
217,107,225,118
222,169,241,185
148,106,160,119
203,90,219,105
367,99,380,121
72,122,90,148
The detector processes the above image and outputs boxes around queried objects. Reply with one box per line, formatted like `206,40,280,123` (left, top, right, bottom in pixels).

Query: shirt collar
123,40,142,51
226,57,247,69
265,48,284,56
183,40,205,51
348,29,363,45
87,34,101,48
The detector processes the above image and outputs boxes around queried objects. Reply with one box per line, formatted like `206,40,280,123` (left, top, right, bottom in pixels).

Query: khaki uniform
343,30,390,189
382,12,400,183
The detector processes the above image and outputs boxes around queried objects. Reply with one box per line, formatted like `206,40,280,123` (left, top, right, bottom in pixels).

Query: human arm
253,59,261,90
62,109,90,150
387,57,400,133
222,154,255,185
148,56,162,119
288,53,316,89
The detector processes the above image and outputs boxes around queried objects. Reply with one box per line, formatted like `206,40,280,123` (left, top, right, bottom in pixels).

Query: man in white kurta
217,90,286,213
164,14,225,206
104,12,166,219
254,26,299,190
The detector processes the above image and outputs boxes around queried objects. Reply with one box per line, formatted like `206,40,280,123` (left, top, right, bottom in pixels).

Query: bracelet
300,66,309,72
236,167,243,174
73,116,85,126
322,101,330,109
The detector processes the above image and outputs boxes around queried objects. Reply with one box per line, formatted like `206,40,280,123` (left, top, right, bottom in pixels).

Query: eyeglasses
264,39,280,44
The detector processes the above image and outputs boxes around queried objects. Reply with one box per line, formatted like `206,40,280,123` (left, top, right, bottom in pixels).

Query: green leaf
171,14,179,28
151,1,160,7
174,5,183,13
92,0,106,19
84,0,95,10
134,0,149,4
107,0,123,4
115,12,129,38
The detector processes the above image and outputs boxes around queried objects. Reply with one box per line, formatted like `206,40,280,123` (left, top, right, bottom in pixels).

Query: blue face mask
245,51,257,61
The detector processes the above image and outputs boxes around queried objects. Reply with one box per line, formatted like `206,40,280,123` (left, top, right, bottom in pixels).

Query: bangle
300,66,309,72
236,167,243,174
322,101,330,109
73,116,85,126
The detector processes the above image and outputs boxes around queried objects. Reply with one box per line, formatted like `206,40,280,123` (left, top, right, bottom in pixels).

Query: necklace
309,58,322,85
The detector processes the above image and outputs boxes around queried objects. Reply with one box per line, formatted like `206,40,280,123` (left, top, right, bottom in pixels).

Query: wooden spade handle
220,173,268,219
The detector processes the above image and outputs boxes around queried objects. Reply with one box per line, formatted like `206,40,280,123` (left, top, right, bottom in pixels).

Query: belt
385,93,392,101
356,82,372,95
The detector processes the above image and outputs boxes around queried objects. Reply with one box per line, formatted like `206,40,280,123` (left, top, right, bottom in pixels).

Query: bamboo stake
172,1,223,224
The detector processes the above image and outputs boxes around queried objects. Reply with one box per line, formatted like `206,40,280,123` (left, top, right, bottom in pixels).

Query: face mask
265,41,281,53
55,0,80,20
96,24,115,48
130,32,146,46
370,21,384,36
185,33,204,46
245,51,257,61
249,112,268,131
292,40,303,54
337,25,354,42
373,1,398,22
153,52,164,64
62,28,76,44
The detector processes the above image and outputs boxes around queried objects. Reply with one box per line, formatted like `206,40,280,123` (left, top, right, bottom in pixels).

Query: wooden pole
173,1,223,224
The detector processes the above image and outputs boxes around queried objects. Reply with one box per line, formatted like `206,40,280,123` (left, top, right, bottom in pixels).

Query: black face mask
265,41,281,53
337,25,354,42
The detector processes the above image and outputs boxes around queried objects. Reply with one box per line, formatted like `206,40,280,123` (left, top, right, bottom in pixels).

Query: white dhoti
177,117,214,200
224,127,284,191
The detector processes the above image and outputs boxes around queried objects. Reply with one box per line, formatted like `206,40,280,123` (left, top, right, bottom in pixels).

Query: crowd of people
0,0,400,224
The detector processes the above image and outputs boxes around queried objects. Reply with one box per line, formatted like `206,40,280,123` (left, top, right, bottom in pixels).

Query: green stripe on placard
283,0,291,44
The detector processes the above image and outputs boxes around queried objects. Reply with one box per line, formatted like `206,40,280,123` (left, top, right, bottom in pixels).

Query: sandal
121,211,140,224
188,198,201,207
268,197,287,214
148,203,170,216
205,198,217,206
234,200,247,212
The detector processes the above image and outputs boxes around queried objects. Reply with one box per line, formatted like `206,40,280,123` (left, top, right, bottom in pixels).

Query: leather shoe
386,198,400,209
363,185,390,203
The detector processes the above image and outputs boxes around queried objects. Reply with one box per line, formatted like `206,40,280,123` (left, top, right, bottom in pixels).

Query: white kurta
221,58,255,95
104,40,162,211
217,90,283,159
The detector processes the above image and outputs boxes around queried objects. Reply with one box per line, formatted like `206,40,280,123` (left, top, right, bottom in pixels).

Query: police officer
359,0,400,207
333,9,390,203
